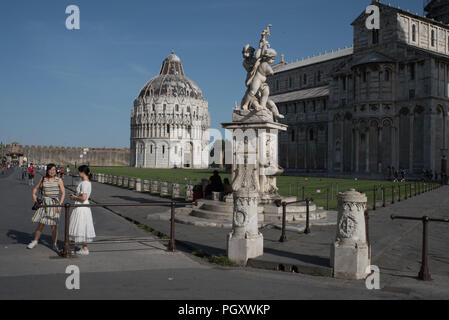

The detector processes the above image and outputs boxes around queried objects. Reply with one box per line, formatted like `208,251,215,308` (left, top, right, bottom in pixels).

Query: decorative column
221,24,287,265
330,189,370,280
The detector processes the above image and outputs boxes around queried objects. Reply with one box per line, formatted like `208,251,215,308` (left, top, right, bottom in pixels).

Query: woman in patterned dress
27,164,66,252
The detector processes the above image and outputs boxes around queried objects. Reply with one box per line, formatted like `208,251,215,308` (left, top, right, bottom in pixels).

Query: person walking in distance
28,164,66,252
69,165,96,255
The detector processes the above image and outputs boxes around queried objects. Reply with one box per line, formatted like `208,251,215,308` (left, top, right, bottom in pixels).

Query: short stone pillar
136,178,142,192
100,174,105,183
151,180,159,194
112,176,118,185
172,183,180,199
123,176,129,188
185,184,193,201
227,185,263,266
331,189,370,280
117,176,123,187
143,179,150,192
161,182,169,197
129,177,136,190
212,192,222,201
107,175,112,184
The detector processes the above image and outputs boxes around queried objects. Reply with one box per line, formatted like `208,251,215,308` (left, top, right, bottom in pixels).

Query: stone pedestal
117,176,123,187
129,177,136,190
185,184,193,201
123,177,129,188
161,182,169,196
136,178,142,192
143,179,150,192
112,176,118,185
172,183,180,199
227,191,263,265
222,119,286,266
151,181,159,194
331,189,370,280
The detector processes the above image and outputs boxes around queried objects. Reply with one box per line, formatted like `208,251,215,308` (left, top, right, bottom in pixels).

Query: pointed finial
171,48,175,54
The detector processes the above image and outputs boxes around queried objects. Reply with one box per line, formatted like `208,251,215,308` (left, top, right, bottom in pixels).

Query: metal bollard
62,203,72,258
391,185,395,204
302,186,305,201
418,216,431,281
382,186,386,207
279,202,287,242
398,184,401,202
365,210,370,259
415,181,417,197
373,186,377,211
304,198,311,234
326,188,329,210
168,202,176,252
405,184,408,200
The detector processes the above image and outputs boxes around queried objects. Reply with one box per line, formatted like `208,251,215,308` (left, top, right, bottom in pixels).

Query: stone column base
331,242,370,280
227,233,263,266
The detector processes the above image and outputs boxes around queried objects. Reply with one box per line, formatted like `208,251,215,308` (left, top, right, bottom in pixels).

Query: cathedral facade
130,53,210,168
269,1,449,178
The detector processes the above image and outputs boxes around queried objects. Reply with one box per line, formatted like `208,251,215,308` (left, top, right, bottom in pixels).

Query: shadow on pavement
263,247,330,268
6,229,63,248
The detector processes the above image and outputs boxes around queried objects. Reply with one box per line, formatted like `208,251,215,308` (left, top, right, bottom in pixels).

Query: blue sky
0,0,423,148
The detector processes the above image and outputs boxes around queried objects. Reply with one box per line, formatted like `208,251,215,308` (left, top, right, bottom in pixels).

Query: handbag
32,178,44,210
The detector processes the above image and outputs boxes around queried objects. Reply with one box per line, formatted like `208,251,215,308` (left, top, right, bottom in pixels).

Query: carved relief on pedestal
335,189,368,245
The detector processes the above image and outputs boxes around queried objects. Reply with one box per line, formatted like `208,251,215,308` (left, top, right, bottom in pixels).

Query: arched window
175,104,179,112
431,30,436,47
412,24,416,42
317,71,321,82
303,74,307,85
291,129,295,142
385,69,390,81
162,146,165,154
309,129,314,141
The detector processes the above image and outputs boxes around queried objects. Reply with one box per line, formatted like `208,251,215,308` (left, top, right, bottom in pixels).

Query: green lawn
82,166,441,210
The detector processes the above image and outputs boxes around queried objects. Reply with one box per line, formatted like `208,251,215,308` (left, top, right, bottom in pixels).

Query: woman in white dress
69,165,95,255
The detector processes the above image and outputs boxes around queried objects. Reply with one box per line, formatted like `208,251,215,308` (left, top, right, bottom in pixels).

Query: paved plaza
0,169,448,299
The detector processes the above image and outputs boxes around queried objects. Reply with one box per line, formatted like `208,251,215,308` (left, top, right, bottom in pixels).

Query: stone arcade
130,52,210,168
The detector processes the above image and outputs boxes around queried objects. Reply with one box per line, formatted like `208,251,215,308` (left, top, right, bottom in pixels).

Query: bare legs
33,223,58,246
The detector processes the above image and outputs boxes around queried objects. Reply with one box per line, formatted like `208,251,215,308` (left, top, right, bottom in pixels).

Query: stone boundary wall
1,144,130,166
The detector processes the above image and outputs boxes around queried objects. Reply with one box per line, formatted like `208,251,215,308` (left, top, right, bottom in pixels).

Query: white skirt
69,206,96,243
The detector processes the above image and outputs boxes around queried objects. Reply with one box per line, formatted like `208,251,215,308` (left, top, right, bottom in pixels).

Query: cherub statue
240,25,284,121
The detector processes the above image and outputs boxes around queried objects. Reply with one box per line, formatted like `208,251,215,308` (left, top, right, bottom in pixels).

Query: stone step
190,208,233,221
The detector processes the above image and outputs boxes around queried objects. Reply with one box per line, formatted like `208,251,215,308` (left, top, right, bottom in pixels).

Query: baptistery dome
130,52,210,169
138,53,204,101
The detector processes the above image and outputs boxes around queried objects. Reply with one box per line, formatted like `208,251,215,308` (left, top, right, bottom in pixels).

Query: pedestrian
27,164,66,252
223,178,233,195
209,170,224,192
1,163,5,175
69,165,95,255
27,163,36,186
21,164,27,181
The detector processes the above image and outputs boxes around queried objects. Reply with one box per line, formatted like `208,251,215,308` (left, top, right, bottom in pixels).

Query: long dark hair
45,164,56,178
78,165,93,180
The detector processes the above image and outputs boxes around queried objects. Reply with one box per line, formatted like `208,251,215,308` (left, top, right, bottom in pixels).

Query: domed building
130,52,210,168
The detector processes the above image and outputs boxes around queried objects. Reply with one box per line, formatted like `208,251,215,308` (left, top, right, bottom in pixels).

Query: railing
391,214,449,281
276,198,313,242
282,180,443,212
38,200,194,258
